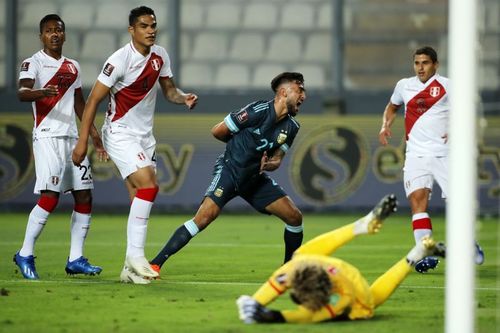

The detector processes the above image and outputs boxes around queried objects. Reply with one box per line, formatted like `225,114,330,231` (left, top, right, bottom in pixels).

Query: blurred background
0,0,498,214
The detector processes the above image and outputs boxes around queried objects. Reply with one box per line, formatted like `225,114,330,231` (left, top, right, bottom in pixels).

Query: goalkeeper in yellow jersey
236,194,444,324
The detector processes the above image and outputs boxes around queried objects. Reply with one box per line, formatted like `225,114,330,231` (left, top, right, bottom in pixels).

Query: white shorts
102,126,156,179
33,136,93,194
403,155,448,199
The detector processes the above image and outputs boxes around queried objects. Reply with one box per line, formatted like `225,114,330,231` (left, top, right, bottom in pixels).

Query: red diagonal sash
112,53,164,122
405,79,446,140
34,60,78,127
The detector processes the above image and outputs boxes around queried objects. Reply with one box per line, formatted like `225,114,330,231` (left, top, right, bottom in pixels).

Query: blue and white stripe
224,115,239,133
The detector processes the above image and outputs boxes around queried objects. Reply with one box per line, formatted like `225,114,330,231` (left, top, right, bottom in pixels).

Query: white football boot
125,256,159,278
120,265,151,285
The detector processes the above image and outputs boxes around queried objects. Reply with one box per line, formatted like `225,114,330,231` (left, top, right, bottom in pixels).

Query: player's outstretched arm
159,77,198,109
72,81,109,166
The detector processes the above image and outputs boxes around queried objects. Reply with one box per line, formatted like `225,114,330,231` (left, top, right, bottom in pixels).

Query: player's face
129,14,157,52
285,81,306,116
40,20,65,56
413,54,438,83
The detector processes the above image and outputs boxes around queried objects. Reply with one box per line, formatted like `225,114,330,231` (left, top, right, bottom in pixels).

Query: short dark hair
271,72,304,93
414,46,438,63
129,6,156,26
39,14,65,33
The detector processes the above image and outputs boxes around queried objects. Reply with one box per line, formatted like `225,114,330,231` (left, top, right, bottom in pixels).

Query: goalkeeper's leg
295,194,397,257
370,235,437,307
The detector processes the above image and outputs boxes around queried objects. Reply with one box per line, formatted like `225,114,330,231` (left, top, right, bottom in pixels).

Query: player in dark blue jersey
149,72,306,276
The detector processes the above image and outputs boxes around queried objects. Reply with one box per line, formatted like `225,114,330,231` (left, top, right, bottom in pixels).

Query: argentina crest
277,131,287,145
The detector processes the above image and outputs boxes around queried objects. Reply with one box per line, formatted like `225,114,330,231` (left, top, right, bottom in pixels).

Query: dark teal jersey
222,100,300,182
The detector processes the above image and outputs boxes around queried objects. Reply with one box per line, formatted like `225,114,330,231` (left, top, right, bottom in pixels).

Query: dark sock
150,225,194,267
283,229,303,263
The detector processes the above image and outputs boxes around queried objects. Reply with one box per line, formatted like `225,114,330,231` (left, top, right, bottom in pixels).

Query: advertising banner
1,114,498,213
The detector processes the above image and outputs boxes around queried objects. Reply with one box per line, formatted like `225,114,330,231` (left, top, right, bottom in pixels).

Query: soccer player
236,194,442,324
149,72,306,277
13,14,105,280
72,6,198,284
378,46,484,272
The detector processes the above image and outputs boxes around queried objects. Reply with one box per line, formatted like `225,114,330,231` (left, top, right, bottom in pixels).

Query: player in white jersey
13,14,106,280
378,46,484,272
72,6,198,284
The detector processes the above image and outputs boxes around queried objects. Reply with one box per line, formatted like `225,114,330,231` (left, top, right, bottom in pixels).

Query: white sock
353,212,374,235
126,197,153,258
19,205,49,257
69,211,91,261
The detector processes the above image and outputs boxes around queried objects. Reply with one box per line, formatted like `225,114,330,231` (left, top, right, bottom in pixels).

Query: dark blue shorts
204,159,286,214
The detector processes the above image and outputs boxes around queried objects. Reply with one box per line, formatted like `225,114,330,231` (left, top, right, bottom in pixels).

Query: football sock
353,212,374,235
283,224,303,263
412,212,432,244
19,196,58,257
69,208,91,261
370,258,411,307
126,187,158,258
150,219,199,267
294,223,355,257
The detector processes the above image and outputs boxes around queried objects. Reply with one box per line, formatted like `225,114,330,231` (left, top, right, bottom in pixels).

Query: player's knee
38,194,59,213
136,186,159,202
73,189,92,205
287,208,303,226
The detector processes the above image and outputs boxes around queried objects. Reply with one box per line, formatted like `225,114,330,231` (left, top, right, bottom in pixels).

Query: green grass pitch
0,212,498,333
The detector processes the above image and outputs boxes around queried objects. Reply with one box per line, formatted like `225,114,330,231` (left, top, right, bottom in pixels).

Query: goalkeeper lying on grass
237,194,444,324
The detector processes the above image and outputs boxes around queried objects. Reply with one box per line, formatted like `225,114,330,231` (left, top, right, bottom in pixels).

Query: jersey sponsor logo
66,63,76,74
103,63,115,76
21,62,30,71
236,110,248,123
151,58,161,71
277,132,287,144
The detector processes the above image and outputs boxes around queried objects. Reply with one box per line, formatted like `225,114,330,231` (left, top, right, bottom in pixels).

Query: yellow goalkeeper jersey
252,254,375,323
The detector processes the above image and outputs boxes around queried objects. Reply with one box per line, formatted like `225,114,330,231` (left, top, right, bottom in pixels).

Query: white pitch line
0,241,409,249
0,279,498,291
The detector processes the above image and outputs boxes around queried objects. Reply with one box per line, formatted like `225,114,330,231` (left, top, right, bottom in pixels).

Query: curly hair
289,262,332,311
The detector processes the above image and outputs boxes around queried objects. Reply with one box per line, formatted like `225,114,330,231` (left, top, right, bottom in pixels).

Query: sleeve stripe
268,279,285,295
280,144,289,152
325,304,336,318
224,115,239,133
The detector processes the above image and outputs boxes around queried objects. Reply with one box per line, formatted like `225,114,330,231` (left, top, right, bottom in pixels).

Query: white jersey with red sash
19,50,81,139
390,74,450,157
97,42,172,136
